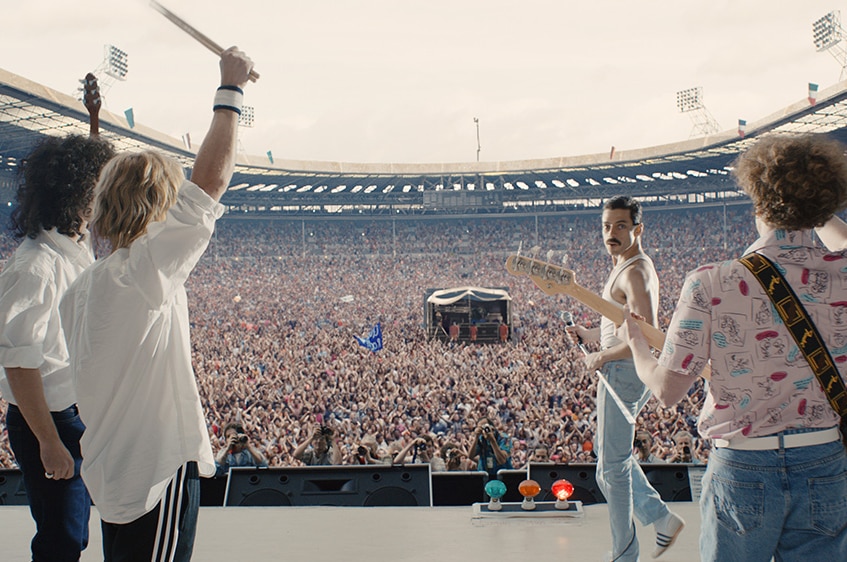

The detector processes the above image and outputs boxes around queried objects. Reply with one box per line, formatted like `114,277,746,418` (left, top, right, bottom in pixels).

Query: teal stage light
484,479,506,511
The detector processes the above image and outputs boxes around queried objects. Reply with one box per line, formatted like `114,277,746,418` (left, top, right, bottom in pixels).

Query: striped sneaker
653,511,685,558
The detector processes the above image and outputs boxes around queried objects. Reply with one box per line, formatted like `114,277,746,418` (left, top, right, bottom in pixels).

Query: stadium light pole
676,86,720,137
813,11,847,80
474,117,481,162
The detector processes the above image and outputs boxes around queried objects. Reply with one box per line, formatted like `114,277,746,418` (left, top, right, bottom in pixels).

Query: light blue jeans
596,360,670,562
700,429,847,562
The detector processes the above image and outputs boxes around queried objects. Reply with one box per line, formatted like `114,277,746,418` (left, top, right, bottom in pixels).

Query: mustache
606,238,621,245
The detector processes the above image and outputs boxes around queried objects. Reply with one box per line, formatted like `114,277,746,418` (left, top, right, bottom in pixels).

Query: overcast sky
3,1,844,164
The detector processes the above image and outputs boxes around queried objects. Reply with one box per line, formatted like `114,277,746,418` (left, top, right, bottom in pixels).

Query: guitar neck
570,282,712,380
504,254,711,380
568,283,666,352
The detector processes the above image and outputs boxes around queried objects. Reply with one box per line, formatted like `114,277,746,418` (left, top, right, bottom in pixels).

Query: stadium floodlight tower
238,105,255,128
103,45,129,81
79,44,128,100
235,106,254,159
813,11,847,79
676,86,720,137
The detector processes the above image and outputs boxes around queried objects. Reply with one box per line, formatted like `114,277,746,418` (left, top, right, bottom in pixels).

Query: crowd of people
0,203,758,471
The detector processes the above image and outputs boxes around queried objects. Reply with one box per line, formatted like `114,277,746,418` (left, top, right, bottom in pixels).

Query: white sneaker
652,511,685,558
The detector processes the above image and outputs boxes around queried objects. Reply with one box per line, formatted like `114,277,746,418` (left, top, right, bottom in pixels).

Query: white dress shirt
61,181,222,524
0,228,94,410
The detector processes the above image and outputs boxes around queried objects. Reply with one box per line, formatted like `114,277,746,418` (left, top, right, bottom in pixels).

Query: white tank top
599,253,653,349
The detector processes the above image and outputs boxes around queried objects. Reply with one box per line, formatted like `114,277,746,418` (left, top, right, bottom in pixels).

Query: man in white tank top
566,196,684,561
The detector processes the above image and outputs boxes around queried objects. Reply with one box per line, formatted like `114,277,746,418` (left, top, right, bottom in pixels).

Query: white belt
713,427,841,450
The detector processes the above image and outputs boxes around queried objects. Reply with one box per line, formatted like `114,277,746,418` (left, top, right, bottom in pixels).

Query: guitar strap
739,251,847,448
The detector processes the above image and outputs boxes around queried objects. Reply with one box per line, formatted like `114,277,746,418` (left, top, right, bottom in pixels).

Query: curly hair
732,134,847,229
10,135,115,240
92,151,184,250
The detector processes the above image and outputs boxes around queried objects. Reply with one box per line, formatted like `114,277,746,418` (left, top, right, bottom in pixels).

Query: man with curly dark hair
620,133,847,561
0,77,114,562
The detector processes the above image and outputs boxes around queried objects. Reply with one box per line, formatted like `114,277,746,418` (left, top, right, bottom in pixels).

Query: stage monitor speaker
642,463,693,502
495,468,530,502
200,475,228,506
529,463,606,505
0,469,28,505
431,471,488,506
224,465,432,507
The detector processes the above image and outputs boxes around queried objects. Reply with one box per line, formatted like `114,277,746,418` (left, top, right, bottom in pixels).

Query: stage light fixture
518,479,540,511
552,479,574,510
484,480,506,511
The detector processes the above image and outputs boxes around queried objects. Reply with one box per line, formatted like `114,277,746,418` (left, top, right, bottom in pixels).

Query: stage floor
0,501,703,561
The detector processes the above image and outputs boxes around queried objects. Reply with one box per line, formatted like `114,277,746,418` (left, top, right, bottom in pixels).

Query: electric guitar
82,72,101,136
505,253,711,380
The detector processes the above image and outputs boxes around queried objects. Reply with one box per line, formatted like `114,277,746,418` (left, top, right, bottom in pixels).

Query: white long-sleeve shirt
0,229,94,410
60,181,221,524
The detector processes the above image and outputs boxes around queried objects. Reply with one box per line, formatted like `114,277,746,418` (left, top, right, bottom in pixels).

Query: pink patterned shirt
659,229,843,441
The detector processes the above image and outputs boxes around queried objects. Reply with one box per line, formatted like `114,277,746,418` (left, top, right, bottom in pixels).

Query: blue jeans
596,360,669,562
700,429,847,562
6,403,90,562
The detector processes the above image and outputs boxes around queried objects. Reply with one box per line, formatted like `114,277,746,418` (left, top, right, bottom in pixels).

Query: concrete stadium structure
3,66,847,219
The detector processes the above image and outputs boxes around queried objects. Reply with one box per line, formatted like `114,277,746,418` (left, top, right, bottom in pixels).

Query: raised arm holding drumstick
60,46,255,561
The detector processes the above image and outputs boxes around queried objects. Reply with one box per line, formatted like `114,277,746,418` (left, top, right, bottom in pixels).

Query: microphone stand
564,313,637,425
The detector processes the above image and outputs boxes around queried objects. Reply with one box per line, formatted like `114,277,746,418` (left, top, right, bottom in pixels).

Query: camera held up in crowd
356,445,369,464
236,433,248,445
320,425,333,437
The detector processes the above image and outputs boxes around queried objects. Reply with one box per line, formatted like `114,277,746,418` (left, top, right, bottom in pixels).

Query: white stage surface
0,502,703,561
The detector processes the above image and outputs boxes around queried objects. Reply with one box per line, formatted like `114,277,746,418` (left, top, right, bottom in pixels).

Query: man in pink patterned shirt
621,134,847,562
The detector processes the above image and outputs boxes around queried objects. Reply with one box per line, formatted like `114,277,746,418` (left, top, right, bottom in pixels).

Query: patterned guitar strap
739,252,847,449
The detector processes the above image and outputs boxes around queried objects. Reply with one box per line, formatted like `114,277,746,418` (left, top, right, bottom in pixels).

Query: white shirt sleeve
0,268,54,369
124,181,224,307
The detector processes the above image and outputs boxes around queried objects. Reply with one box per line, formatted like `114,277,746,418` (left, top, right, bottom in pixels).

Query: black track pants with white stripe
101,462,200,562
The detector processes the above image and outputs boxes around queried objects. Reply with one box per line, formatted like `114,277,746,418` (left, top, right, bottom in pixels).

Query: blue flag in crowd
355,322,383,352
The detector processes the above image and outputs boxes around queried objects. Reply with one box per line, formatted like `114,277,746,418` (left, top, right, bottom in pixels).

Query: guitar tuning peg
530,246,541,258
545,250,554,263
561,253,568,266
516,241,523,257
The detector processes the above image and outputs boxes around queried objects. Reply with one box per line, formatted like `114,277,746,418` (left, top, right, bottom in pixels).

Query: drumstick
149,0,259,82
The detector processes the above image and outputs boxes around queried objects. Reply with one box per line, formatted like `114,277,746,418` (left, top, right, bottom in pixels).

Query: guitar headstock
505,254,578,296
82,73,101,115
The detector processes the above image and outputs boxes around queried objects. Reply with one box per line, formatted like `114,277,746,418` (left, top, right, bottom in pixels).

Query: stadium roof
3,66,847,218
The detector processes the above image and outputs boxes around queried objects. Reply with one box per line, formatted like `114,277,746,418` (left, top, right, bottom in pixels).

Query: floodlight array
105,45,129,80
813,11,842,51
676,87,702,113
239,105,255,128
